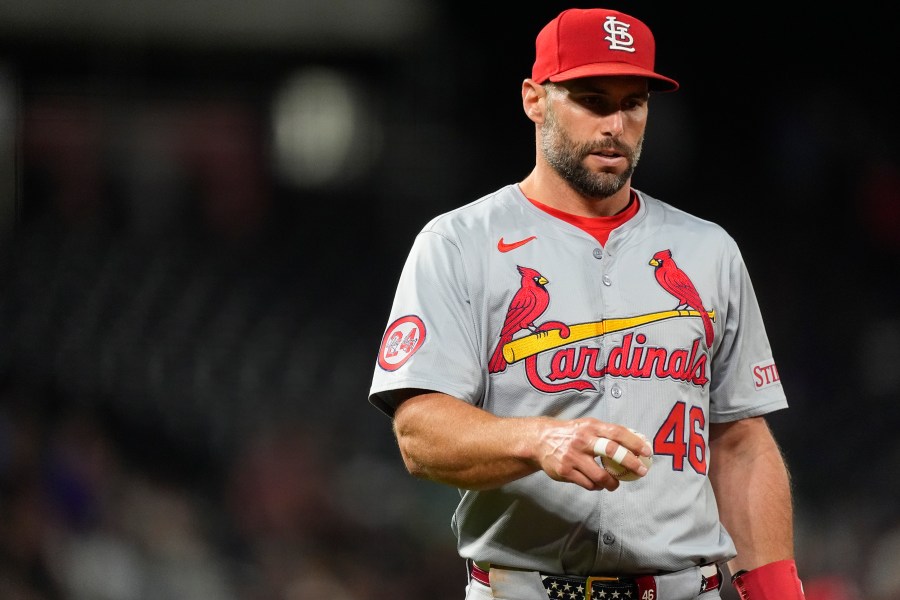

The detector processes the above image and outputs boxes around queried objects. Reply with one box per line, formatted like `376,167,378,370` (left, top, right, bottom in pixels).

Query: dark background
0,2,897,599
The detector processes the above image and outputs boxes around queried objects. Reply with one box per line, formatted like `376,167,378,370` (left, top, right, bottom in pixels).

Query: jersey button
610,385,623,398
602,533,616,545
592,248,603,259
602,274,612,286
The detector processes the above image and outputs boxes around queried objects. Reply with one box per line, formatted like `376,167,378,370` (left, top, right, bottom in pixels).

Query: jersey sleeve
708,245,788,422
369,229,483,417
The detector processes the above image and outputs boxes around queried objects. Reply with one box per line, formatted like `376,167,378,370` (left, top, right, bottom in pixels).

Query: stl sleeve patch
750,358,781,390
377,315,426,371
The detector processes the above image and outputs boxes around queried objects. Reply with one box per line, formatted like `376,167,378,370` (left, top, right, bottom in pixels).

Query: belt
471,563,722,599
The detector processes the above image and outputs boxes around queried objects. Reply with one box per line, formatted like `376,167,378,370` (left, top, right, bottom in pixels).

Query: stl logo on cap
603,16,637,53
531,8,679,91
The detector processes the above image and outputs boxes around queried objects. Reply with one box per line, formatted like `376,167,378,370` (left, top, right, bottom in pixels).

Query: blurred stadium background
0,1,897,599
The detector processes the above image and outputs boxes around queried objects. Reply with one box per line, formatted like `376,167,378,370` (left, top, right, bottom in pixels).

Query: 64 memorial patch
378,315,426,371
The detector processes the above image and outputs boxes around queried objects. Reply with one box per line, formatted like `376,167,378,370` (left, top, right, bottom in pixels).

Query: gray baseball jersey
369,184,787,576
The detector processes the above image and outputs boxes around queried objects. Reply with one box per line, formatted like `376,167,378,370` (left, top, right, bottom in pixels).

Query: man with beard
369,7,806,600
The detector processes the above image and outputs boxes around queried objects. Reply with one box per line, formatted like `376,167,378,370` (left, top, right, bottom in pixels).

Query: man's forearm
392,391,647,492
709,418,795,574
393,392,545,490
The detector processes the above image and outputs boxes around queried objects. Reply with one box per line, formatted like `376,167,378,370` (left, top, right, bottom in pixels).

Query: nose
600,110,625,136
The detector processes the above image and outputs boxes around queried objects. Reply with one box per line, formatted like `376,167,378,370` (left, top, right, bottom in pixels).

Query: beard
540,104,643,199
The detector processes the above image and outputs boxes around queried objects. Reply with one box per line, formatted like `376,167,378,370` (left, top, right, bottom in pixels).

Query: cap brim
548,62,679,92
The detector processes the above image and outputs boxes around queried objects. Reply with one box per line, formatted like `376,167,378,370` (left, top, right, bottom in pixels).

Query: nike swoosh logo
497,236,537,253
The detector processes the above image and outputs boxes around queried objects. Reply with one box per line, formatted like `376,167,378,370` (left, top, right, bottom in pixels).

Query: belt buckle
584,575,619,600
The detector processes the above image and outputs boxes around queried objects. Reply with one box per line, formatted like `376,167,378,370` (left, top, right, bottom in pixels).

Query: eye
622,97,647,111
576,94,601,105
575,95,611,112
571,93,646,115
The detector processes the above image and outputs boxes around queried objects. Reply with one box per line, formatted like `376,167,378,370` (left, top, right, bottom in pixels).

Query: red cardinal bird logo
488,266,550,373
649,249,715,348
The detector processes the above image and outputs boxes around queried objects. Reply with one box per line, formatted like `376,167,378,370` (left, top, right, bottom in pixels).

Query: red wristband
731,559,805,600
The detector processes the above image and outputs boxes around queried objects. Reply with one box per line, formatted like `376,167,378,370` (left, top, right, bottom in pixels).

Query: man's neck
518,168,633,217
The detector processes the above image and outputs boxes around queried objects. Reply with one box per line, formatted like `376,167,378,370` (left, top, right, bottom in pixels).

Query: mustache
581,139,634,157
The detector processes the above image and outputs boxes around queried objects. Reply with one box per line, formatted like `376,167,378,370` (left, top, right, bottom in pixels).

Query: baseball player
369,7,806,600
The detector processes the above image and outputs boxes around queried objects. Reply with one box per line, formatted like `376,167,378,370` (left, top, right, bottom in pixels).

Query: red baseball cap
532,8,679,92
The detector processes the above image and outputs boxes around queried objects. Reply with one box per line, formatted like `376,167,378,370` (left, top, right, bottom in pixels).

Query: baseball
597,429,653,482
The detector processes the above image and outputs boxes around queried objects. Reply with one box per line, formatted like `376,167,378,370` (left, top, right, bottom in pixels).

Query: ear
521,78,546,124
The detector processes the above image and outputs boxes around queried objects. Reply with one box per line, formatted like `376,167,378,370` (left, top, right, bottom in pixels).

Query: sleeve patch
377,315,426,371
750,358,781,390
